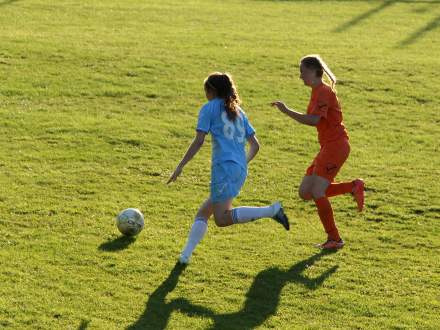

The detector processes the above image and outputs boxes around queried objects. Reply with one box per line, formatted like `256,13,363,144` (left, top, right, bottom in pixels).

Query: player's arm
246,134,260,163
167,130,206,184
271,101,320,126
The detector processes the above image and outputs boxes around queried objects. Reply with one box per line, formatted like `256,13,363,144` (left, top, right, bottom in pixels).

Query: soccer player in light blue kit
168,72,289,264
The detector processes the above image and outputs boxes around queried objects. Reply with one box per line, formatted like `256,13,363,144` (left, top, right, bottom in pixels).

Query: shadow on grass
330,0,440,45
127,250,338,330
255,0,440,3
126,262,187,330
333,0,396,32
0,0,19,7
77,319,90,330
257,0,440,46
98,235,136,252
399,13,440,46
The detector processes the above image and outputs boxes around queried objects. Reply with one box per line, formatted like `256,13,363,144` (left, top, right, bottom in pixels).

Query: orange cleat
352,179,365,212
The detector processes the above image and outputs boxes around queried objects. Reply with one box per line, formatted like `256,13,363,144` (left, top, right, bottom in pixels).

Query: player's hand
167,165,183,184
271,101,288,113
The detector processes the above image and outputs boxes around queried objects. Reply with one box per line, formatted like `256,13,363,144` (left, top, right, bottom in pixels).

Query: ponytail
204,72,241,121
321,61,337,90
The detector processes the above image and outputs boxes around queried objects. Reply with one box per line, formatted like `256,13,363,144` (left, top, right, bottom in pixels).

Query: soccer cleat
352,179,365,212
272,202,290,231
178,254,190,265
316,239,345,250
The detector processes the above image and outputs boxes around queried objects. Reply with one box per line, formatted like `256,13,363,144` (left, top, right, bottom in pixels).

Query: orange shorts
306,138,350,182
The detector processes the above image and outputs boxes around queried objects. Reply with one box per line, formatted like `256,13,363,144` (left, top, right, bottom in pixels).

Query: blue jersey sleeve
196,104,211,133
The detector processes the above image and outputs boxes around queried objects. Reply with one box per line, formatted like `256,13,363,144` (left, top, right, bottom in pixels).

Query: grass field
1,0,440,329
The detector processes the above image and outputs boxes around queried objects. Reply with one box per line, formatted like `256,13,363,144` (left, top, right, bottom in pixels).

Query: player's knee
311,187,326,200
213,210,232,227
213,212,227,227
213,216,228,227
196,201,212,219
298,188,312,201
214,221,228,227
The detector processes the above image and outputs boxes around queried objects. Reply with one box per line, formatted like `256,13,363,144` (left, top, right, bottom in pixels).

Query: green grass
1,0,440,328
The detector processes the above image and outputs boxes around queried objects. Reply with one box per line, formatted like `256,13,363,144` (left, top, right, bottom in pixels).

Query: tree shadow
330,0,440,45
255,0,440,46
399,13,440,46
98,235,136,252
333,0,397,32
253,0,440,3
127,250,338,330
0,0,19,7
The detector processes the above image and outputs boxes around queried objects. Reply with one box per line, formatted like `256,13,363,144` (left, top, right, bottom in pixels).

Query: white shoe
178,254,190,265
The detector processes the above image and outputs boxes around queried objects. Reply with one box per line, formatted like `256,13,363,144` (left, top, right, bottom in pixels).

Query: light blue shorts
210,161,247,203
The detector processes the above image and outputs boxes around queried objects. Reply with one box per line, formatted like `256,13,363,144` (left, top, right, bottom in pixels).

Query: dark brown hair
300,54,337,90
204,72,241,121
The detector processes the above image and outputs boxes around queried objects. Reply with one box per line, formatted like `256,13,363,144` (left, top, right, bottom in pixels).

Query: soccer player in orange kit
271,54,365,250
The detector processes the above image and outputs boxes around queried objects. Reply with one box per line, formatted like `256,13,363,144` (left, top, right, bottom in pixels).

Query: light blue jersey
196,98,255,171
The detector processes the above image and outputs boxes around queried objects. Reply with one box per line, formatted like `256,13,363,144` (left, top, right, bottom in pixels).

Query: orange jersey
307,83,348,145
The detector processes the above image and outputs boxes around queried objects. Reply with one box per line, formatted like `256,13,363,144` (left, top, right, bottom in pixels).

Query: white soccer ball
116,208,144,236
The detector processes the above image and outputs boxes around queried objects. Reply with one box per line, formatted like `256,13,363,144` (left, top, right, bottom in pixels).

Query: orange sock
314,197,340,241
326,181,354,198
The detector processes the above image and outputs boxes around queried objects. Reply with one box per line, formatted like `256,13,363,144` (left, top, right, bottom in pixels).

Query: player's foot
352,179,365,212
178,254,190,265
315,239,345,250
272,202,290,231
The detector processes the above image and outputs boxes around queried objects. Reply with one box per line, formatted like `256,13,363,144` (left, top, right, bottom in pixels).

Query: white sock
231,203,279,224
180,217,208,259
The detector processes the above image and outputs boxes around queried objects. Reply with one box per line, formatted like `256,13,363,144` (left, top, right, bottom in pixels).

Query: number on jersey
221,112,245,143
